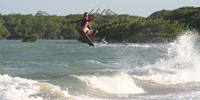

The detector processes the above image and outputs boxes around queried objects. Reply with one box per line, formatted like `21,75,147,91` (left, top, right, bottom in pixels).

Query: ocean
1,31,200,100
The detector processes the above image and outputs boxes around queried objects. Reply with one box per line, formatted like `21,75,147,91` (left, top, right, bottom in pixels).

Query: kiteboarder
64,12,99,38
101,35,108,44
123,41,128,46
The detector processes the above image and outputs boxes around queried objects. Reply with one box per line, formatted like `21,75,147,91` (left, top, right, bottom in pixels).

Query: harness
81,20,91,29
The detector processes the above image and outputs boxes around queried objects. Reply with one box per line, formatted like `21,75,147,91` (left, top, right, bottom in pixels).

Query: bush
22,34,38,42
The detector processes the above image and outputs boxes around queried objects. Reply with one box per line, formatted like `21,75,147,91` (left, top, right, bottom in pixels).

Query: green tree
45,22,60,39
0,19,11,39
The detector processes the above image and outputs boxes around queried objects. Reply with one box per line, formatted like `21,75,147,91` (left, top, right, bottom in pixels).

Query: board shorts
82,27,94,36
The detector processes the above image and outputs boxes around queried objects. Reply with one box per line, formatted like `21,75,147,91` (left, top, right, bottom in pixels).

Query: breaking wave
73,71,144,94
0,74,71,100
132,30,200,85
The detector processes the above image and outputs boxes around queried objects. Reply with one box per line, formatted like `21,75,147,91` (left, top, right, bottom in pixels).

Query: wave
0,74,75,100
73,71,144,94
132,31,200,85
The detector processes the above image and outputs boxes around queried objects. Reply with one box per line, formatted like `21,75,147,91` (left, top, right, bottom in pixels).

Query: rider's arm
90,15,100,22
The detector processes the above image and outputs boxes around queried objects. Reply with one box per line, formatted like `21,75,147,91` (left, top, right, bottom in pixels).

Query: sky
0,0,200,17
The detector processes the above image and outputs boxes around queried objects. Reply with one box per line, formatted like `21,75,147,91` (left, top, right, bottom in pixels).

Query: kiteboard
76,26,95,47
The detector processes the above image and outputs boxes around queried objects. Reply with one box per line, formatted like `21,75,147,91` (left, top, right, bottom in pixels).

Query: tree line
0,7,200,43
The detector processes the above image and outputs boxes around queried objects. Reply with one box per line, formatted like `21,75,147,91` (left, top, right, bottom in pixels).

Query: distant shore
0,7,199,43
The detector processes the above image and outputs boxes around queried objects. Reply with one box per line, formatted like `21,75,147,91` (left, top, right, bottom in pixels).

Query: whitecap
73,71,144,94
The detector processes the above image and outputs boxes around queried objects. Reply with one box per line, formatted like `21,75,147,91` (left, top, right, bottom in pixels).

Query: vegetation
22,34,38,42
0,7,200,43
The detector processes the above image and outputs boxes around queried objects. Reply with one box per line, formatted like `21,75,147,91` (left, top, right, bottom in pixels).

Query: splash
133,31,200,85
168,30,200,69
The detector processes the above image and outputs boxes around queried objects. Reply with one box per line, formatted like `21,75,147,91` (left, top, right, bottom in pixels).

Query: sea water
1,31,200,100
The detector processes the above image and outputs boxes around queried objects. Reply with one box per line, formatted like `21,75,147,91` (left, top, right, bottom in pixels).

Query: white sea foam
127,43,151,48
74,72,144,94
0,74,70,100
133,91,200,100
0,74,41,100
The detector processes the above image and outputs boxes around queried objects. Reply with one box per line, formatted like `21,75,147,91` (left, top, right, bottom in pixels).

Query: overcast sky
1,0,200,17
